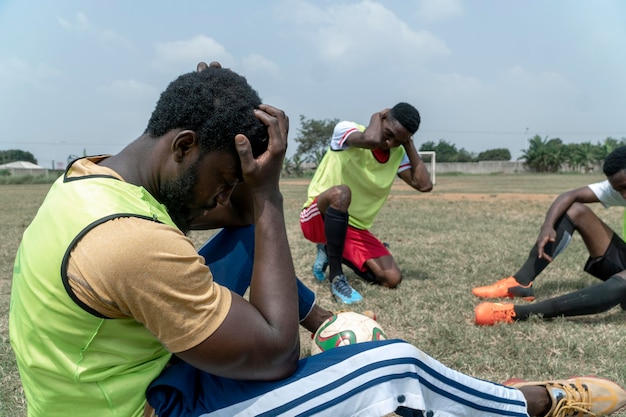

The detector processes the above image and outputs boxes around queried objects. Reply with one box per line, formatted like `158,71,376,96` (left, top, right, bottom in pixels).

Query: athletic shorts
584,233,626,281
300,199,390,272
198,225,316,322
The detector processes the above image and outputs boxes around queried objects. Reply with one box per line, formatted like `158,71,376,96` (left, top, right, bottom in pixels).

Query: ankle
519,386,551,417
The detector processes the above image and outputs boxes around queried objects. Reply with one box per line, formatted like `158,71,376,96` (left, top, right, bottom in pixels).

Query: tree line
286,116,626,175
2,118,625,176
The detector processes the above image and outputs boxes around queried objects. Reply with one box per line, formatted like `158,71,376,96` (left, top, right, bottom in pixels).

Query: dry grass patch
1,175,625,416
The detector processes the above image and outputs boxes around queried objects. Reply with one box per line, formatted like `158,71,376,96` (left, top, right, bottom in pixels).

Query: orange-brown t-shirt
66,158,232,353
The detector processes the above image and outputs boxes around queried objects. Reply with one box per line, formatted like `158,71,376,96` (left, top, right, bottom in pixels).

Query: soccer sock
342,258,379,284
324,206,348,281
513,275,626,320
514,214,575,285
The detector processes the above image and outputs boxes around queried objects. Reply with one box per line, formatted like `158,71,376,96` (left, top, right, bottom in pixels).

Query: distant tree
456,148,477,162
0,149,37,165
294,116,339,165
419,139,458,162
562,142,598,173
477,148,511,161
419,139,477,162
594,137,626,162
282,154,305,177
519,135,563,172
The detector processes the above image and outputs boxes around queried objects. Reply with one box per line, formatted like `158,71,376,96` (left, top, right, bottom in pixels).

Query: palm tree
519,135,563,172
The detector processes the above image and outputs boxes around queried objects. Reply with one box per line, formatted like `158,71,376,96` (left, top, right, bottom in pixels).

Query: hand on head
195,60,289,194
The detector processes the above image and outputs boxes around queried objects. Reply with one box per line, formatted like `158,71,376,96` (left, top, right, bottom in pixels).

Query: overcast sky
1,0,625,169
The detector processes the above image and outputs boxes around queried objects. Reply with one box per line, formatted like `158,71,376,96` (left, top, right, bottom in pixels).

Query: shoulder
331,121,362,150
587,180,625,207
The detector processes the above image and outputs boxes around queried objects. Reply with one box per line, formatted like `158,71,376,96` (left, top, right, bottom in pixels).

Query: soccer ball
310,311,387,355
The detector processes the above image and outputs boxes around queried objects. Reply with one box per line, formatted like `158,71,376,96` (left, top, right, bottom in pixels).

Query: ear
171,130,199,163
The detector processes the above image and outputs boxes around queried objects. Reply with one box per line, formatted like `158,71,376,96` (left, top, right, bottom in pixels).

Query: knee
327,185,351,211
379,270,402,288
566,202,594,224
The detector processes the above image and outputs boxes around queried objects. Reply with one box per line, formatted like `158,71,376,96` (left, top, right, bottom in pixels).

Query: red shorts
300,199,390,271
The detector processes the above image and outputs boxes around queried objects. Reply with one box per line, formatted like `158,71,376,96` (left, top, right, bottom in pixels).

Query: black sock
514,275,626,320
343,258,379,284
324,206,348,280
514,214,575,285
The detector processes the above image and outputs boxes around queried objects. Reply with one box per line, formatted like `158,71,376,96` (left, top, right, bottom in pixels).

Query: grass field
1,173,625,416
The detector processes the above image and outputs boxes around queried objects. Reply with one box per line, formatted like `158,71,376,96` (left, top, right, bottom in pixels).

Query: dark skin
101,92,300,380
107,60,552,415
533,169,626,280
316,110,433,288
189,62,333,334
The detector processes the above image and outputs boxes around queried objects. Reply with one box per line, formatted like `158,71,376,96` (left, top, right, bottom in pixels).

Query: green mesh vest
10,165,175,417
304,125,406,230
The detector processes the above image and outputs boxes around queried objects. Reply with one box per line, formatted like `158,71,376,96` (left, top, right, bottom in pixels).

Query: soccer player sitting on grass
10,62,626,417
473,145,626,325
300,103,433,304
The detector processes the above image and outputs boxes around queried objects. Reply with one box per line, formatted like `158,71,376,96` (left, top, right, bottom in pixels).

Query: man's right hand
235,104,288,207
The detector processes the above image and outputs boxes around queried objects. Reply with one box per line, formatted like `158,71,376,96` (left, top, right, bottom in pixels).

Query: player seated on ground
10,61,626,417
473,145,626,325
300,103,432,304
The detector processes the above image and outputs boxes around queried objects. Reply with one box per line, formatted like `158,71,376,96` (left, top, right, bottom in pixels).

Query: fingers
256,105,289,153
196,61,223,72
234,134,253,172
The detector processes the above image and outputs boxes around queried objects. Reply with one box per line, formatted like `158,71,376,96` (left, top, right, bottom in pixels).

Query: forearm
358,113,384,148
249,191,299,337
403,140,433,192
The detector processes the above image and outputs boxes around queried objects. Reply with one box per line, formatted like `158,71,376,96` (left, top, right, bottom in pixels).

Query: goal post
418,151,436,185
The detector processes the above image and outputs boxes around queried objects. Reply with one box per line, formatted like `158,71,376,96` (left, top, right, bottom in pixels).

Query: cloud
97,79,158,100
241,54,280,75
56,11,131,48
0,57,62,91
152,35,234,73
417,0,463,21
283,0,450,70
56,12,91,31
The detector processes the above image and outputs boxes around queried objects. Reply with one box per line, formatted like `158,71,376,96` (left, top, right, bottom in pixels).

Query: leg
516,204,614,284
473,205,615,300
513,274,626,320
147,340,529,417
342,227,401,288
198,226,326,325
476,234,626,324
314,185,351,281
364,255,402,288
300,191,363,304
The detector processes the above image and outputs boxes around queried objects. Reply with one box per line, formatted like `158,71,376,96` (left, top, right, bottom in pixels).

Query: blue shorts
197,225,316,322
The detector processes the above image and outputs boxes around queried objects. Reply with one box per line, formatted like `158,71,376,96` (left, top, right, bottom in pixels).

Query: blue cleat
330,274,363,304
312,244,328,281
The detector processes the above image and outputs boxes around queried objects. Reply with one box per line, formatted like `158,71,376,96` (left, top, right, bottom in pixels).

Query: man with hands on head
10,61,299,416
10,61,626,417
301,103,433,304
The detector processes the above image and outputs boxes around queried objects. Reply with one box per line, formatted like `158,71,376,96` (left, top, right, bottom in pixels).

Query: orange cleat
472,276,535,301
474,302,516,325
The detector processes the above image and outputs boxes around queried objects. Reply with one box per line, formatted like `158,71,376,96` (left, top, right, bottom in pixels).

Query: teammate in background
300,104,433,304
10,61,626,417
473,145,626,325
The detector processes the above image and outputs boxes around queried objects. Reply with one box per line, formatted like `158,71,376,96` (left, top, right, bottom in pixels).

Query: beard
159,161,200,235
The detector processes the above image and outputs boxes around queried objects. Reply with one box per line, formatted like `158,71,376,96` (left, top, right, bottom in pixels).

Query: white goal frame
418,151,436,185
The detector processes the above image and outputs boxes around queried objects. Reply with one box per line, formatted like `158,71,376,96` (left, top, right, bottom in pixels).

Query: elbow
262,345,300,380
416,182,433,193
421,184,434,193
